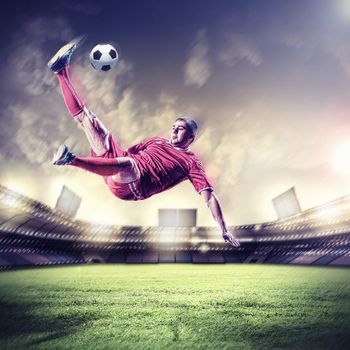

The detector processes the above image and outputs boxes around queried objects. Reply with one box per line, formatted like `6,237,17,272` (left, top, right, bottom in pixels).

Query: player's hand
223,230,240,247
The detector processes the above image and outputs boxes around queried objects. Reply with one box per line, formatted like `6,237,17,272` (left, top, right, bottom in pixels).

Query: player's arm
200,190,240,247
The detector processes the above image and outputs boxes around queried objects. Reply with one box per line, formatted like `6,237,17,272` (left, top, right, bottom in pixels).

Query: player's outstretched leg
49,37,111,156
52,144,140,183
77,107,111,156
48,35,86,117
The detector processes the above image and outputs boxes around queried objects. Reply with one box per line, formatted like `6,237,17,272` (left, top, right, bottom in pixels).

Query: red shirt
126,137,213,199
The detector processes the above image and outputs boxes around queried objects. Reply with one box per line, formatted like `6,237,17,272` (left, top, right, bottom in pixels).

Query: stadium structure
0,184,350,270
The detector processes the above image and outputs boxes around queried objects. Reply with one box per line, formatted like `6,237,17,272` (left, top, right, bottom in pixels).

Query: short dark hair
175,117,198,136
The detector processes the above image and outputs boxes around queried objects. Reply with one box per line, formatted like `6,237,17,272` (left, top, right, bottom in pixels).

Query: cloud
72,58,134,127
22,17,74,43
2,16,183,164
8,18,75,97
334,44,350,78
281,35,305,49
71,58,180,149
4,9,350,227
0,18,76,168
70,2,102,16
184,29,211,87
0,15,192,227
1,16,138,167
219,33,262,67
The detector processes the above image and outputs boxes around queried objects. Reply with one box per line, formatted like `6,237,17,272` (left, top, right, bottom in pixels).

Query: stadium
2,1,350,349
1,185,350,268
1,184,350,349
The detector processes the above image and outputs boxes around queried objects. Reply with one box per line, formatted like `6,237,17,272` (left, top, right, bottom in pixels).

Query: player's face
170,120,194,148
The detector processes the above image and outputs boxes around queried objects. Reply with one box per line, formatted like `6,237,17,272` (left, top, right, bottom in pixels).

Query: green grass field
0,264,349,350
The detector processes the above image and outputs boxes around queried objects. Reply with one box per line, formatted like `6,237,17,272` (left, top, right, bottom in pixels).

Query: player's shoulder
189,150,201,162
147,136,168,144
188,152,205,169
139,136,163,144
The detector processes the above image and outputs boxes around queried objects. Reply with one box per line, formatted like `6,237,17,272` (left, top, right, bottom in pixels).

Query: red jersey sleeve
126,139,148,154
126,137,164,154
188,159,214,194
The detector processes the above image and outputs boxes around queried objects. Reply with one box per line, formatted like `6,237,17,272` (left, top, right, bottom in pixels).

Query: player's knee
111,158,140,184
75,110,85,123
83,107,96,121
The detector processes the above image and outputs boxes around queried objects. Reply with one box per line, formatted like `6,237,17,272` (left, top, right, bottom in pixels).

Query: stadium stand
329,255,350,266
1,184,350,269
208,252,225,263
108,252,127,263
288,254,322,265
312,255,339,266
175,251,192,263
126,251,144,263
142,251,159,263
159,251,176,263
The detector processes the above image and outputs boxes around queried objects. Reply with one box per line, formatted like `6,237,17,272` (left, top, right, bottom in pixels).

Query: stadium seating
288,254,323,265
329,255,350,266
159,252,176,263
1,184,350,269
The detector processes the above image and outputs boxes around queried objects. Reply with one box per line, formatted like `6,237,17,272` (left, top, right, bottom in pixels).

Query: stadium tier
0,184,350,269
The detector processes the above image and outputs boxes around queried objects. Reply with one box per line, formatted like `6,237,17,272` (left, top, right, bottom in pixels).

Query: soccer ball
90,44,119,71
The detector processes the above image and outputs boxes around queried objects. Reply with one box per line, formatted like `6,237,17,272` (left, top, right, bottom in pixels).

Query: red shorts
105,176,144,201
92,135,144,201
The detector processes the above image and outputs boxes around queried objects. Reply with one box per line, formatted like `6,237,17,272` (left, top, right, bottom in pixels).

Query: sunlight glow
338,0,350,20
332,141,350,174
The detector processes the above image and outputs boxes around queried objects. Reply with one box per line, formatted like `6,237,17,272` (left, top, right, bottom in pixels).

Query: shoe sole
48,35,86,69
53,145,68,165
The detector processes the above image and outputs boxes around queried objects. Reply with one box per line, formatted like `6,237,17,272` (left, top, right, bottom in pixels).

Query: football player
48,37,240,247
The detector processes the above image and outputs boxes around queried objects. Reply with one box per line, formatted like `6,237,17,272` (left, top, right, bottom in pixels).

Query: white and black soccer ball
90,44,119,71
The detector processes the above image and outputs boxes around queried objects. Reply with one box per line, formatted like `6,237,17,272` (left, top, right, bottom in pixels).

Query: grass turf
0,264,349,350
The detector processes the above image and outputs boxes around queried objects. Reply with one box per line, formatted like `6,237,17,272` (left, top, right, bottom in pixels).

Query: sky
2,0,350,226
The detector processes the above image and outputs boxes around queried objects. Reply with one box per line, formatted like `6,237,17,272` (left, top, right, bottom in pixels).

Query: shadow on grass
171,297,350,350
0,300,98,347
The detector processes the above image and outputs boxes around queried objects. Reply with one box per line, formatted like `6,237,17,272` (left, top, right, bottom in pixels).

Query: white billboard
272,187,301,219
55,185,81,218
158,209,197,227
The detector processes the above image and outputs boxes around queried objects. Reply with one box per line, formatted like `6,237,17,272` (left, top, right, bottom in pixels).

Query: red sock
56,67,84,117
71,156,131,176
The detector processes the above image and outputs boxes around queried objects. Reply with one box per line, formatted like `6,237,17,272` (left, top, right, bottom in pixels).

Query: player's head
170,117,198,148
